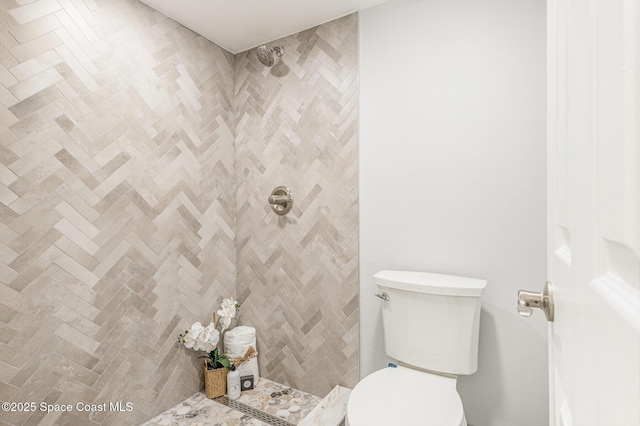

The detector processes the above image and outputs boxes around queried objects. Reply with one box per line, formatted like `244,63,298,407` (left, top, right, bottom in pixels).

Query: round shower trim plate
269,186,293,216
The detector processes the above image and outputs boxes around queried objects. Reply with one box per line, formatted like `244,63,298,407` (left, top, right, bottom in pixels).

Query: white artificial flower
202,323,213,342
189,322,204,341
220,315,231,332
222,298,238,319
181,325,196,348
203,340,216,352
179,298,239,354
215,297,239,333
217,306,231,318
203,323,220,346
202,325,211,341
183,336,195,349
180,321,220,353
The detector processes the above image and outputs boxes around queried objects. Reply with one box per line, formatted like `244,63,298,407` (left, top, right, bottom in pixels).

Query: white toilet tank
375,270,487,375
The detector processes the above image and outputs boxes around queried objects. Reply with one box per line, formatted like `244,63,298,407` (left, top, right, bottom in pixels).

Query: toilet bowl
346,270,486,426
347,365,466,426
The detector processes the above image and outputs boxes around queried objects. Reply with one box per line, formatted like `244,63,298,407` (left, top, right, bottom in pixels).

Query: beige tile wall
1,0,359,422
234,14,359,397
0,0,236,424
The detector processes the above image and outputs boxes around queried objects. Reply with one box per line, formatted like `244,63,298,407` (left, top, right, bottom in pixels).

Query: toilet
347,270,487,426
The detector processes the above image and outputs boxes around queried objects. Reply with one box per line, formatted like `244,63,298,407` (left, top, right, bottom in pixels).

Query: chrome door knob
517,281,554,322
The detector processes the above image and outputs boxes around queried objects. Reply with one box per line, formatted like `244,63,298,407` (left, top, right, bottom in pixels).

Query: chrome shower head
256,45,285,67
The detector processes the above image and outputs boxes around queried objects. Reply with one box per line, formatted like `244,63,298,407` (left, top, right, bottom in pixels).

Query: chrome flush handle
375,292,390,302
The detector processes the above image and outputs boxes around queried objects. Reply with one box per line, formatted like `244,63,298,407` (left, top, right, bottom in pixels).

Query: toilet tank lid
374,270,487,297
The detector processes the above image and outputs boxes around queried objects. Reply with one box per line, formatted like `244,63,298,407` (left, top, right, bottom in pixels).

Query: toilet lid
347,366,465,426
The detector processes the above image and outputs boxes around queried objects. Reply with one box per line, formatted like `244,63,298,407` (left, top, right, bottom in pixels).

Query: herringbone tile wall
0,0,236,424
1,0,358,421
234,14,359,397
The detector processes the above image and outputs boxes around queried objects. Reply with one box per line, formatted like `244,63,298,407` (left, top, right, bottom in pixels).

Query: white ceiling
140,0,391,54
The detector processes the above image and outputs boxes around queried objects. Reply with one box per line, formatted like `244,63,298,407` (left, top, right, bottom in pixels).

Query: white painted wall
358,1,548,425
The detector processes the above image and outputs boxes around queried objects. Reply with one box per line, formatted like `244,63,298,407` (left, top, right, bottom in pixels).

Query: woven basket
203,360,227,399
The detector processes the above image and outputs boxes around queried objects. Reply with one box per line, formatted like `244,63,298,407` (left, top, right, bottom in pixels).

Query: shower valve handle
268,186,293,215
268,195,289,206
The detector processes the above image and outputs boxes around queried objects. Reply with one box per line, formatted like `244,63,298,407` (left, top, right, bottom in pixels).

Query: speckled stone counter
298,386,351,426
141,378,322,426
140,392,268,426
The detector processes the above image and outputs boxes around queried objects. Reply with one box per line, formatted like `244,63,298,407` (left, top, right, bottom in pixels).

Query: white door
547,0,640,425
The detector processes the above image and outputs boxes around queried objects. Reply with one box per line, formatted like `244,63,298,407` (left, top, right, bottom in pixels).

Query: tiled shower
234,14,358,395
0,0,357,424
